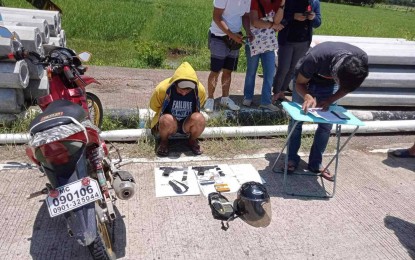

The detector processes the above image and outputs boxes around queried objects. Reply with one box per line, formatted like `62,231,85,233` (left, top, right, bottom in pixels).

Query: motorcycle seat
30,100,87,135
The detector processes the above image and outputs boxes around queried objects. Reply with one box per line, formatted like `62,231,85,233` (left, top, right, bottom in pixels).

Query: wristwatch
279,5,285,9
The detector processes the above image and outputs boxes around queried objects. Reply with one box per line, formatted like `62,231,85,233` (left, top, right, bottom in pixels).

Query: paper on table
308,108,344,122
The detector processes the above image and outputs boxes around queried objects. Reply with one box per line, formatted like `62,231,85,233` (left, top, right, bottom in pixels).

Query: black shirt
286,0,312,43
165,86,196,122
296,41,368,86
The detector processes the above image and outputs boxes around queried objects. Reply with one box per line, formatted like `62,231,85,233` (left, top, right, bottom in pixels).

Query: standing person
286,42,369,181
204,0,252,113
149,62,207,157
272,0,321,103
243,0,285,111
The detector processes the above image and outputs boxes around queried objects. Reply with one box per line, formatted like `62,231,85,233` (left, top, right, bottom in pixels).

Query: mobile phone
303,11,311,16
242,36,250,45
331,111,350,120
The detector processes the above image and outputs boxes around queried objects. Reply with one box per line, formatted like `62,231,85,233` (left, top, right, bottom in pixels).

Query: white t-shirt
209,0,251,36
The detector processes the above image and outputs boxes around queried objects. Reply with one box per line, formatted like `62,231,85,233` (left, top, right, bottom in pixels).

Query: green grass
0,109,39,134
318,3,415,40
2,1,415,69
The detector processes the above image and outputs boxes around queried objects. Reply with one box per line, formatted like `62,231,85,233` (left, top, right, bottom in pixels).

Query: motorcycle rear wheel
88,220,116,260
87,92,103,128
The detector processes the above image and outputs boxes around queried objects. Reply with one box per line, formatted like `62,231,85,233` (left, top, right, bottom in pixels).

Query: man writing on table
286,41,369,181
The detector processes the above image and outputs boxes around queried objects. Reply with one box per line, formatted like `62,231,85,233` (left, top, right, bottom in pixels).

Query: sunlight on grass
318,3,415,40
0,109,39,134
202,136,263,158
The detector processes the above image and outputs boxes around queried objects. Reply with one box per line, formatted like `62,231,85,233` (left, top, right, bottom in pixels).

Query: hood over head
169,62,199,87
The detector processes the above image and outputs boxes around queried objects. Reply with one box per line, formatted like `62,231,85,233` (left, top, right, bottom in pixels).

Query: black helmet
235,181,271,228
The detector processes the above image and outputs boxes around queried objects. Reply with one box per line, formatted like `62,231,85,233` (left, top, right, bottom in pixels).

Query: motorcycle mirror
78,52,91,62
0,26,13,39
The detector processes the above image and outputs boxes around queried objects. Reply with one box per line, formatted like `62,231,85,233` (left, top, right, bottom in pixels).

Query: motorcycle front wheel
88,219,116,260
86,92,103,128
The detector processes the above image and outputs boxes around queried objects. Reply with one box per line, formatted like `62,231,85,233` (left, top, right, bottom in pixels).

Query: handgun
192,165,221,176
160,167,186,177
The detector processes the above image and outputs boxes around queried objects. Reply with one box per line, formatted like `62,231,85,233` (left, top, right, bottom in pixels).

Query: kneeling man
150,62,207,156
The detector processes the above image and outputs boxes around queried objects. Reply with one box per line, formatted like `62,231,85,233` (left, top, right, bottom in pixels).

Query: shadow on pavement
384,215,415,258
260,152,331,200
382,152,415,172
2,161,34,169
153,138,199,159
29,203,127,259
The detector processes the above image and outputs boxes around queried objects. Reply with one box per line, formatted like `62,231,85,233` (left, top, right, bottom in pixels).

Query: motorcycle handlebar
0,54,10,60
2,47,83,76
0,47,47,65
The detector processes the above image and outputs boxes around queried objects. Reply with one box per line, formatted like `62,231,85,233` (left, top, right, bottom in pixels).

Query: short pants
208,33,239,72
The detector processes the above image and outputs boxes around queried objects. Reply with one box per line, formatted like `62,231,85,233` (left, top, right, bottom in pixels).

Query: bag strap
257,0,266,18
257,0,275,18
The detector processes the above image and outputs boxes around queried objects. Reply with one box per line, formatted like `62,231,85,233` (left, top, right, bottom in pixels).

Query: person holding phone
272,0,322,103
285,41,369,181
242,0,285,111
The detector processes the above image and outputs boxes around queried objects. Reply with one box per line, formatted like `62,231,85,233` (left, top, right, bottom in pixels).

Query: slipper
282,161,297,174
188,139,203,155
156,142,169,157
308,166,334,182
392,149,415,158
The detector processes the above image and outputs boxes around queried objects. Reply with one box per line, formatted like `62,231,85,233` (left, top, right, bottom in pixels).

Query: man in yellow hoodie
149,62,207,156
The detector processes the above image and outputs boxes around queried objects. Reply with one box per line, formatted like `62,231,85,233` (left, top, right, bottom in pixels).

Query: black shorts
208,34,239,72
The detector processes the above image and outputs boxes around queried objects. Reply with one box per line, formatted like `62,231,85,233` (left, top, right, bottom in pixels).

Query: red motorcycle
1,26,135,260
34,46,104,127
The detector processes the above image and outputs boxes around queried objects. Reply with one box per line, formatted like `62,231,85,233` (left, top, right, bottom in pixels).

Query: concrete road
0,146,414,260
1,66,414,259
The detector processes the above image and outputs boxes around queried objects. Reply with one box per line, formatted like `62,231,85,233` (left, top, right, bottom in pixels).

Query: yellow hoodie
149,62,206,128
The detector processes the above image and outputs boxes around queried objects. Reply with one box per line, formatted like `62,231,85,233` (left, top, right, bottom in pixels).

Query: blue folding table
272,102,365,198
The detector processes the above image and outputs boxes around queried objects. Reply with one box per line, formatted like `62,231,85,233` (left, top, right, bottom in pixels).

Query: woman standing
243,0,285,111
272,0,321,102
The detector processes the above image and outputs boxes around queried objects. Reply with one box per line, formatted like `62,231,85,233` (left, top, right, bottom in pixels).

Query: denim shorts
208,33,239,72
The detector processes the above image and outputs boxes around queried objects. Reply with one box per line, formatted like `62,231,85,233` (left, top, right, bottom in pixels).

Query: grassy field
2,0,415,71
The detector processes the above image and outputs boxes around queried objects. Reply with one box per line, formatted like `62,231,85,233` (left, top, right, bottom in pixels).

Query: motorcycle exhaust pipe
113,170,136,200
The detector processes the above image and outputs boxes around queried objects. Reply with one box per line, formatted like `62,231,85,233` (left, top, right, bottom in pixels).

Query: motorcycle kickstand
26,187,48,199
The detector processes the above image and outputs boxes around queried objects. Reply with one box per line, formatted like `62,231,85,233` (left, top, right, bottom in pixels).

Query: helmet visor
239,198,272,228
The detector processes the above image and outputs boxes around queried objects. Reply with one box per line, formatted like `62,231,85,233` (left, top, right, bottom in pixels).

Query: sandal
156,141,169,157
391,149,415,158
308,166,334,182
282,161,297,174
188,139,203,155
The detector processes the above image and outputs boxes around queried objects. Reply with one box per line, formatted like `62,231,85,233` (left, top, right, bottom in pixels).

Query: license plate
45,178,102,218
